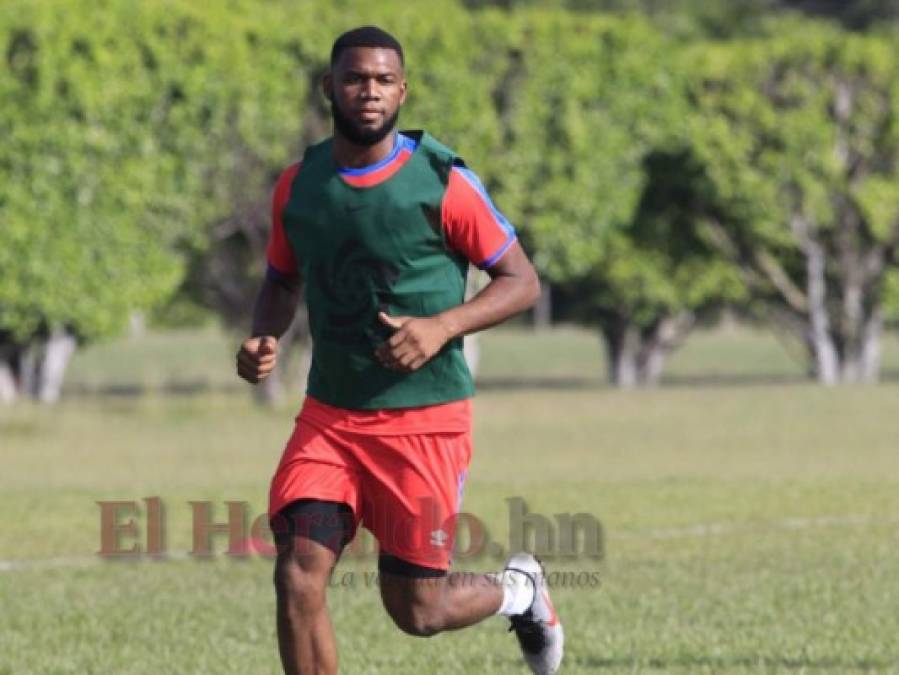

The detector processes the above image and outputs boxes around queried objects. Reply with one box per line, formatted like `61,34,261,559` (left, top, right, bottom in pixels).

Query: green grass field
3,326,899,673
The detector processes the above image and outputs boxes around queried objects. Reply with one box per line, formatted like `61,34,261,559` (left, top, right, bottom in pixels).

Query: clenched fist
236,335,279,383
375,312,453,373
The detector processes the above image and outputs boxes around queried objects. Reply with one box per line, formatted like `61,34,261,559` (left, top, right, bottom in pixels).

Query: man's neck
332,130,398,169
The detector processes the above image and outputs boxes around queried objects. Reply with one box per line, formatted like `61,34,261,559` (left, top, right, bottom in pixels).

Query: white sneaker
505,553,564,674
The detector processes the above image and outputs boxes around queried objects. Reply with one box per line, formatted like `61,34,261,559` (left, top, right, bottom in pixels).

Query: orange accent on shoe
543,590,559,627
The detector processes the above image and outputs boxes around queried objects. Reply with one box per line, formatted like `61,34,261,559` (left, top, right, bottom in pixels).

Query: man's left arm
376,166,540,372
376,242,539,372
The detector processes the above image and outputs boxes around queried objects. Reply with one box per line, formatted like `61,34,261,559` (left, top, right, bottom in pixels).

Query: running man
236,26,563,675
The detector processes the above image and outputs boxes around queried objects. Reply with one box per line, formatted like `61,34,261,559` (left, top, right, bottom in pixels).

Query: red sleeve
441,165,517,269
266,162,302,275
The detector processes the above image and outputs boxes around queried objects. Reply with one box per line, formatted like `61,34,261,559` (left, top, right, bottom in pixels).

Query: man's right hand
236,336,279,384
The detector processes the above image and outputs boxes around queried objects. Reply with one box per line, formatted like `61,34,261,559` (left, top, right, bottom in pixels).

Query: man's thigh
270,419,363,511
359,431,472,573
269,421,364,555
271,498,358,559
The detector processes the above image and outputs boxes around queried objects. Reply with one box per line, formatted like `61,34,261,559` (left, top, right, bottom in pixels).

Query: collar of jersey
337,132,418,188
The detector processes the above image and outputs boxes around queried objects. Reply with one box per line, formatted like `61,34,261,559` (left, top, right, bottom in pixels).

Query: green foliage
465,0,899,37
679,22,899,382
0,0,304,340
500,11,744,329
688,25,899,311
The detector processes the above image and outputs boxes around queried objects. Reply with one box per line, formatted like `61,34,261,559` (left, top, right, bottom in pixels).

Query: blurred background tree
496,12,745,386
683,23,899,383
0,0,303,401
463,0,899,36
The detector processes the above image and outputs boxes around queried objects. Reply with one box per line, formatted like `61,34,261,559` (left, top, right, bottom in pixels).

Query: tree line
2,0,898,401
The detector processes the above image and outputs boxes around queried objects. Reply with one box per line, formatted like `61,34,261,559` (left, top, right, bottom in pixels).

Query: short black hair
330,26,404,67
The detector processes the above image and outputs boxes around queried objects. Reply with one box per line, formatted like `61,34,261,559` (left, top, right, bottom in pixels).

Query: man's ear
399,79,408,106
322,72,333,100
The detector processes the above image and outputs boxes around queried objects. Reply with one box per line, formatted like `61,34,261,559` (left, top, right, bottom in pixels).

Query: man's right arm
237,163,302,384
236,268,301,384
251,268,302,339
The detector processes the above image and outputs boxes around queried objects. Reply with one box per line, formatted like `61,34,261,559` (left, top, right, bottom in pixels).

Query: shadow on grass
61,381,245,398
480,367,899,390
58,368,899,399
580,655,895,671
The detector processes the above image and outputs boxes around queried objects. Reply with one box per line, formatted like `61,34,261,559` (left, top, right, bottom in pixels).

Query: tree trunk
36,326,77,404
794,215,840,385
636,312,695,386
0,361,16,404
806,318,840,385
857,309,882,383
639,346,667,385
602,320,639,388
839,290,864,382
128,311,147,339
19,344,39,399
462,266,486,379
602,311,695,388
463,334,480,379
532,282,552,332
0,338,19,404
0,328,78,404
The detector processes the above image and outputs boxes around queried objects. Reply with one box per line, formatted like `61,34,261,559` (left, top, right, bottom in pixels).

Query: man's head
325,26,407,147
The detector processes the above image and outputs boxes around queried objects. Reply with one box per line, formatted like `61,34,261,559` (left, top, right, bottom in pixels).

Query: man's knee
379,557,449,638
384,600,445,638
273,553,329,612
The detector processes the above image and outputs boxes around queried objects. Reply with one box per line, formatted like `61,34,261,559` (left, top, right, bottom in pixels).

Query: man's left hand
375,312,454,372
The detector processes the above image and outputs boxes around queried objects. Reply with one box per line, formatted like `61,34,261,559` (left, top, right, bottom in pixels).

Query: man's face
325,47,407,147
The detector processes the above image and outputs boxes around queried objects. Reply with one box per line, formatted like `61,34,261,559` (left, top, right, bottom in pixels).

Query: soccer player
236,26,563,675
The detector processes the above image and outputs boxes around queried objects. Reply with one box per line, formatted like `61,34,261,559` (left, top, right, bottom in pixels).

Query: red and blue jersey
265,131,518,425
266,132,517,279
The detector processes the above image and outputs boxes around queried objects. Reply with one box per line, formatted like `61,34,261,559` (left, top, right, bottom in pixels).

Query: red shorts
269,397,472,570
